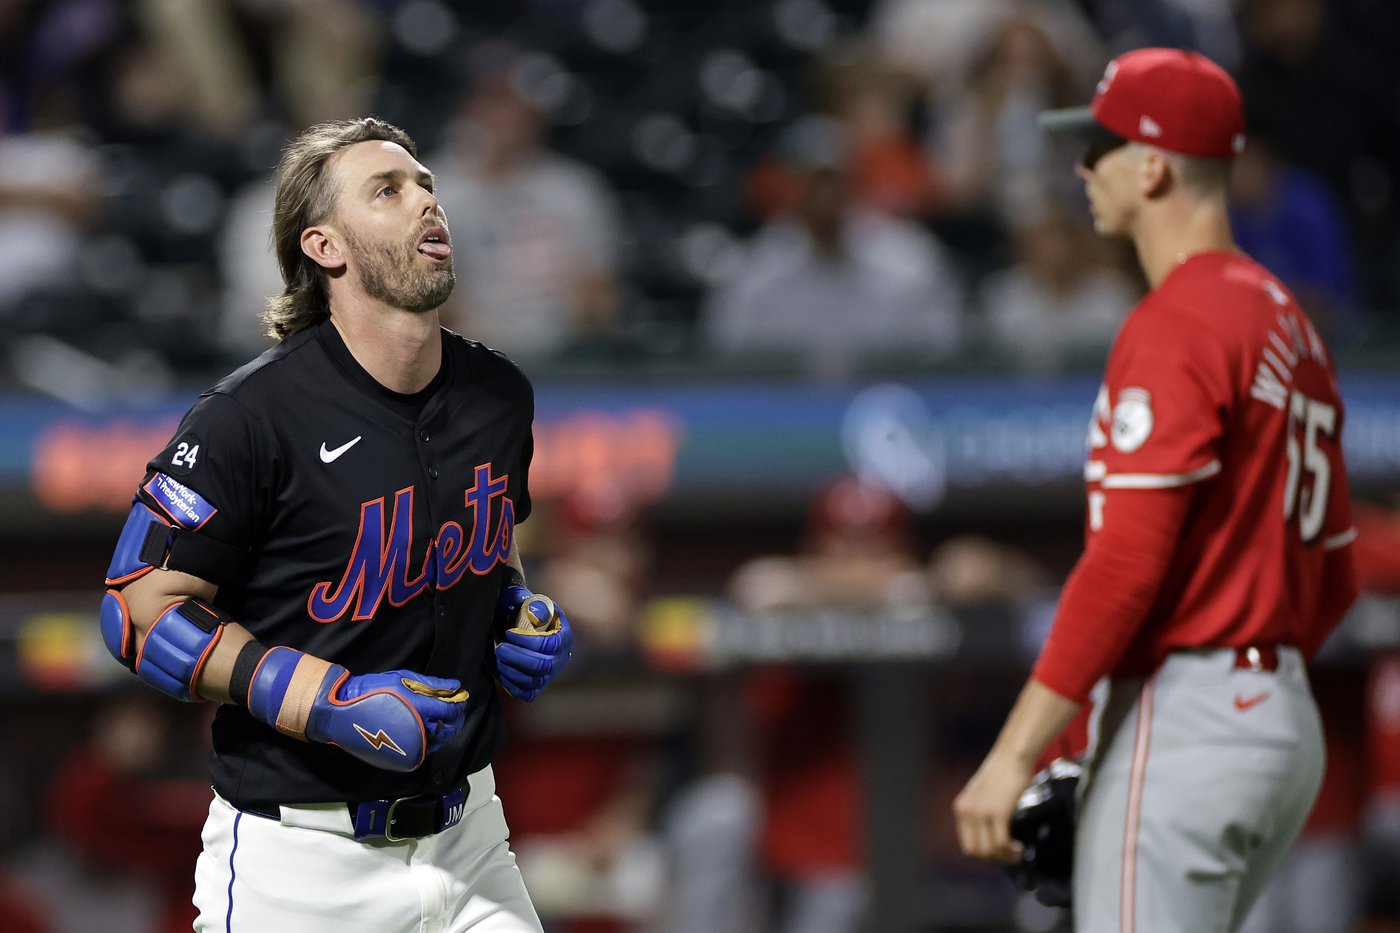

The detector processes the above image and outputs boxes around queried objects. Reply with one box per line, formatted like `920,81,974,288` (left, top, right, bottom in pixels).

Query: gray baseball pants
1072,647,1325,933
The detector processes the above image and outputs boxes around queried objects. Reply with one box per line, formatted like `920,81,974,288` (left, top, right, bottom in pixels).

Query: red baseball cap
1040,48,1245,160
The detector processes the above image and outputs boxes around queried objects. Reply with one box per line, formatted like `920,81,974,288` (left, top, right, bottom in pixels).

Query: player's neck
1133,198,1237,288
327,297,443,394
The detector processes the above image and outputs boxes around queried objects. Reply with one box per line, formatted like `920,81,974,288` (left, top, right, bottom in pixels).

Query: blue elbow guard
106,502,172,586
132,599,229,702
106,497,242,588
102,491,244,690
100,589,138,670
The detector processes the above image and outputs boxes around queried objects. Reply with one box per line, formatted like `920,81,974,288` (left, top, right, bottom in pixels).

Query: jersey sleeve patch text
143,472,218,530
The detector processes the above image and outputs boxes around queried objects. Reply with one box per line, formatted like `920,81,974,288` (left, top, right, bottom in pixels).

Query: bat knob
523,596,555,630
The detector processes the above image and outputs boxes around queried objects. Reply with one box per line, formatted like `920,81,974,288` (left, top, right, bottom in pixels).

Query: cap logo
1096,60,1118,95
1139,115,1162,138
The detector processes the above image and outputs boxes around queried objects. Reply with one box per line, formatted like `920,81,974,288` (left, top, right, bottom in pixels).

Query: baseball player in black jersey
99,118,574,932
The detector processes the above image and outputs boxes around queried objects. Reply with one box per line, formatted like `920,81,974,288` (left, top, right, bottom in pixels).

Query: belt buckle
384,796,412,842
1242,646,1265,672
355,781,467,842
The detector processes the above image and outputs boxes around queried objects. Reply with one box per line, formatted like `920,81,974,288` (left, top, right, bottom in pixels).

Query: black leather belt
238,781,470,842
351,783,469,841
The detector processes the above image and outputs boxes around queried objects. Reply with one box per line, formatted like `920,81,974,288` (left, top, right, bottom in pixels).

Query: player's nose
417,187,441,218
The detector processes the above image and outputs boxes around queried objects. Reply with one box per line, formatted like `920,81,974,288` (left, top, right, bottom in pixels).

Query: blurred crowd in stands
0,0,1398,401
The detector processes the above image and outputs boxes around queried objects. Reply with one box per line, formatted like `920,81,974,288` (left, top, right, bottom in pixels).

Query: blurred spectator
0,95,103,314
0,871,50,933
728,473,928,614
45,693,208,933
976,204,1137,369
1087,0,1241,70
1236,0,1400,310
493,712,667,931
1236,0,1393,201
0,0,129,133
670,475,931,933
246,0,385,129
869,0,1019,95
527,489,653,658
932,11,1087,229
430,42,625,358
215,173,281,358
749,47,944,220
94,28,215,149
490,491,674,930
131,0,260,139
1230,125,1361,342
827,51,945,219
869,0,1100,106
925,534,1050,611
1355,499,1400,925
133,0,384,138
707,118,964,378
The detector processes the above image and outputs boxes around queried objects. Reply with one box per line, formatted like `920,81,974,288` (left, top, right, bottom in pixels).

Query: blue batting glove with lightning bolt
246,647,467,772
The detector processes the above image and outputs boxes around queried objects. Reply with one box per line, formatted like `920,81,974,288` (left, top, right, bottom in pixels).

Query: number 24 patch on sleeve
169,436,201,473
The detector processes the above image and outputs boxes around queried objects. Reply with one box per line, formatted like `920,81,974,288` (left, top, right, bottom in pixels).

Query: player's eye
1082,134,1129,171
378,185,396,198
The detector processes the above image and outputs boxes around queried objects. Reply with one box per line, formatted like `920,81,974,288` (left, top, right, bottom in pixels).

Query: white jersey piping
1322,528,1357,551
1100,460,1223,490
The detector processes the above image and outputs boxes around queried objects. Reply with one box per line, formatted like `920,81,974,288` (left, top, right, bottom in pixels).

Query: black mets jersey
134,317,533,805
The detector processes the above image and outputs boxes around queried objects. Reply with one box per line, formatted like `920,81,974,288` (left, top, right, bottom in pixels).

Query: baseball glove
1006,757,1081,909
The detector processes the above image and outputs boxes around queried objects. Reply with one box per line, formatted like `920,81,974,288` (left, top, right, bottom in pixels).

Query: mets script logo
308,463,514,623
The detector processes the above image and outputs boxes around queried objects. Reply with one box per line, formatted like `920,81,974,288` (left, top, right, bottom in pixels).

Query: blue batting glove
319,670,468,751
247,646,467,773
494,596,574,702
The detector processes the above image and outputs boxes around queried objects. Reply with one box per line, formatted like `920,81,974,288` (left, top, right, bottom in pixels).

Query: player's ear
1139,149,1171,198
300,226,345,272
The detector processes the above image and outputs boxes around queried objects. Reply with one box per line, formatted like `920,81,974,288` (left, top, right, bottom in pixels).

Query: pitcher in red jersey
953,48,1359,933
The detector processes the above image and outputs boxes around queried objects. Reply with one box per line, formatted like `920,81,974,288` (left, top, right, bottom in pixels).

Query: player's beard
344,226,456,314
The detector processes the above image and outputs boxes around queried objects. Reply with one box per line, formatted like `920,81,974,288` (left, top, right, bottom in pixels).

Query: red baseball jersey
1037,251,1355,697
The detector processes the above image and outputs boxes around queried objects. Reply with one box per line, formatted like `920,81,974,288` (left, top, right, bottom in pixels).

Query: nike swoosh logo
319,436,362,463
1234,691,1271,712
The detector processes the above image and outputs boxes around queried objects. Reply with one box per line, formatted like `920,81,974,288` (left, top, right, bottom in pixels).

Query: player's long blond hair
263,118,419,341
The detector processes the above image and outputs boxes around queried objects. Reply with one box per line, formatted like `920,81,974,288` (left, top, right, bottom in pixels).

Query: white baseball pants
192,765,543,933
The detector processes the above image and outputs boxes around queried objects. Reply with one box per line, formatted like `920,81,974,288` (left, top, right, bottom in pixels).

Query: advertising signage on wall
9,371,1400,526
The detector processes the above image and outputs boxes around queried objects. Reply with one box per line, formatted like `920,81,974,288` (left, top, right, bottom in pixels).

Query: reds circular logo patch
1111,389,1154,453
